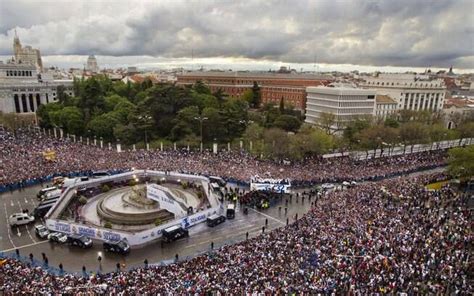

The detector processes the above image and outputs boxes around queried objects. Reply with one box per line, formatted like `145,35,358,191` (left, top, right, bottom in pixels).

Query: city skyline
0,0,473,72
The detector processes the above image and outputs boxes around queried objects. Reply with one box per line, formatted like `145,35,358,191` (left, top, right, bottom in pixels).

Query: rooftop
178,71,331,80
376,95,397,104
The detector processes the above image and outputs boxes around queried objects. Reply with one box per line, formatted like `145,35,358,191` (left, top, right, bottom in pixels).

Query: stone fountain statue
129,185,156,206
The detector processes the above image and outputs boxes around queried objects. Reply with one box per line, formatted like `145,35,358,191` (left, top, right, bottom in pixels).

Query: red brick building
176,72,332,110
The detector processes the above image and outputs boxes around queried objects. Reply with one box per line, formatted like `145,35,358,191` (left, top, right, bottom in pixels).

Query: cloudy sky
0,0,472,72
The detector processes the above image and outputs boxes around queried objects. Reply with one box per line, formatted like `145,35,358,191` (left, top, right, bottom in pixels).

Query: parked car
162,225,189,243
67,234,93,248
9,213,35,227
321,183,335,190
35,225,50,238
206,214,226,227
226,204,235,219
48,232,68,244
103,239,130,254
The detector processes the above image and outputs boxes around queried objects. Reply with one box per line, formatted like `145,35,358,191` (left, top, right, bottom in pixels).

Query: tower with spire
12,29,43,72
13,29,22,60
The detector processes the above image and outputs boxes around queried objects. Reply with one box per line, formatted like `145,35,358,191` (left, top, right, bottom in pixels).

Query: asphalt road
0,183,312,273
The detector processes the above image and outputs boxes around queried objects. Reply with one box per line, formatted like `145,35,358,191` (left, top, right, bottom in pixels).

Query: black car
206,214,226,227
103,240,130,254
67,234,93,248
226,204,235,219
162,225,189,243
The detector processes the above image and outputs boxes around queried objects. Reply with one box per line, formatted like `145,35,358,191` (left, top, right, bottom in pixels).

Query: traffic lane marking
3,202,16,249
1,240,49,253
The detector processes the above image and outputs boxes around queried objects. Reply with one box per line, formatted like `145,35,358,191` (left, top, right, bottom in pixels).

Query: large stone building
361,73,446,112
177,71,332,110
0,36,73,114
13,31,43,72
305,85,376,130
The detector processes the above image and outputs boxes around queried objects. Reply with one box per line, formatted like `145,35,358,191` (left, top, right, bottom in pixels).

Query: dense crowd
1,174,471,294
0,129,447,190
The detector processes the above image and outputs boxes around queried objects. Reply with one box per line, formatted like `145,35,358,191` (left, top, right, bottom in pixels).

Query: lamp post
97,251,102,273
138,114,152,150
194,116,208,152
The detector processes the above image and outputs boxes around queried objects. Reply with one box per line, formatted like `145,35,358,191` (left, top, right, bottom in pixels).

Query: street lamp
194,116,208,152
138,114,153,150
97,251,102,273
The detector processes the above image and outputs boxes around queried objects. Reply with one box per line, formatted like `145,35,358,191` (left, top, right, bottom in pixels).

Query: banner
42,150,56,161
147,184,186,217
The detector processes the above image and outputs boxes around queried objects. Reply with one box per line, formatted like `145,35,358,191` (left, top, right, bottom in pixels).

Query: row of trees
37,77,249,146
28,76,474,160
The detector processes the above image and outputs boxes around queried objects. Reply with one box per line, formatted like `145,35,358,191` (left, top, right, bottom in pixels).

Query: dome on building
86,55,99,72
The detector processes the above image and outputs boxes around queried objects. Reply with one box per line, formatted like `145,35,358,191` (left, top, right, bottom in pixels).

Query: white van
44,189,61,200
9,213,35,226
62,177,88,189
37,186,58,200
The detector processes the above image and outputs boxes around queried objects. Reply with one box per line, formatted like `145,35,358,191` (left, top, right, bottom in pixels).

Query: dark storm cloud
0,0,472,68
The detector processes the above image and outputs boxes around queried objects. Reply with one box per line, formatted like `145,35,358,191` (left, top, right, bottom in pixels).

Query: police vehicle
162,225,189,243
206,214,226,227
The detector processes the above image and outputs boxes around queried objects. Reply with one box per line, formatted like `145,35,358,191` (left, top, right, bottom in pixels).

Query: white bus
250,176,291,193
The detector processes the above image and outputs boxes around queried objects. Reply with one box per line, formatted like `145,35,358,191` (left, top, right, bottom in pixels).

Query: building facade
13,32,43,72
305,86,376,130
86,55,99,73
177,71,332,110
0,62,73,113
374,94,398,119
362,73,446,112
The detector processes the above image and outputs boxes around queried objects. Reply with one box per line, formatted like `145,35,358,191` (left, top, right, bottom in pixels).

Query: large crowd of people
1,174,471,294
0,128,471,294
0,128,447,191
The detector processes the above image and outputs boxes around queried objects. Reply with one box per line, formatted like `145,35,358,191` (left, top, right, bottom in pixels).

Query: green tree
399,122,429,145
79,76,105,121
319,112,337,135
37,103,62,128
113,123,138,145
87,113,119,141
384,117,399,128
263,128,290,159
273,114,302,132
193,80,212,95
448,146,474,178
429,124,451,143
202,107,226,142
220,98,249,141
457,122,474,139
56,85,70,105
251,81,261,108
50,106,84,135
241,89,253,106
213,88,228,106
279,97,285,113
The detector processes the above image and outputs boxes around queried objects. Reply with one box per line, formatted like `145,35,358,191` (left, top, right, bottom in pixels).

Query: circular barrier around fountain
97,189,175,225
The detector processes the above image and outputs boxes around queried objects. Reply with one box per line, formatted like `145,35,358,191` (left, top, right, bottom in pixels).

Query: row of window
6,70,34,77
403,97,440,110
13,93,42,113
366,81,442,88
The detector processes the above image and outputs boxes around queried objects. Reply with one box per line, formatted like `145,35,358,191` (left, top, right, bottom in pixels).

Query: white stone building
375,94,398,119
0,62,73,113
13,32,43,72
305,85,376,130
86,55,99,73
362,73,446,112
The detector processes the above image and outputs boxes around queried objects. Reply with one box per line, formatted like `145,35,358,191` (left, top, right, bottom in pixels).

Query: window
36,94,41,107
21,94,28,112
14,94,20,113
